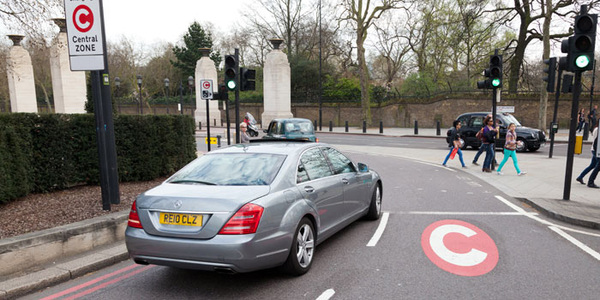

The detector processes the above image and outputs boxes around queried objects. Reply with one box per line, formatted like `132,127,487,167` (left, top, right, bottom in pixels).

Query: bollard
436,121,441,136
329,121,333,132
379,121,383,134
221,119,224,127
414,120,418,135
345,121,349,132
363,121,367,133
583,122,589,140
214,119,217,127
217,135,222,148
199,122,202,131
314,120,318,131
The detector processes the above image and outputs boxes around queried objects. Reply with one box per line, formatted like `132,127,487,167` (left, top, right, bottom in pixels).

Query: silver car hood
135,183,270,239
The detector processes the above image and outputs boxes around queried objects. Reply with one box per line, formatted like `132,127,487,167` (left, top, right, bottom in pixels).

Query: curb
517,197,600,230
0,243,128,300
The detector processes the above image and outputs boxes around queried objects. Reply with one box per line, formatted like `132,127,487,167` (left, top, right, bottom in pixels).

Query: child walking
497,123,526,176
442,120,467,168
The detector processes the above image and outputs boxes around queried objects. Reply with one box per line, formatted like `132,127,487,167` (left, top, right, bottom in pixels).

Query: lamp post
164,78,170,114
137,75,143,115
114,77,121,114
188,76,194,113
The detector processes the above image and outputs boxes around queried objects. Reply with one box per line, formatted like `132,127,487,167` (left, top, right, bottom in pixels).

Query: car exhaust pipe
213,267,236,274
134,259,149,265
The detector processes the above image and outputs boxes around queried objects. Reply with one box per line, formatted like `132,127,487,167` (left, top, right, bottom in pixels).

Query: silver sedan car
125,141,382,275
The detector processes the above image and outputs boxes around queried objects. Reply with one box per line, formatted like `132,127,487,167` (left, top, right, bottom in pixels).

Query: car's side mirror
357,163,369,173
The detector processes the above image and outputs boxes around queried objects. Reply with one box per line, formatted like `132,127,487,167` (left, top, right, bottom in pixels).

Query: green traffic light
575,55,591,69
491,78,501,87
227,80,236,90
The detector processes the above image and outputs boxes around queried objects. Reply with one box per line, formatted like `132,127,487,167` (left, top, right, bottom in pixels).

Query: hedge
0,113,196,204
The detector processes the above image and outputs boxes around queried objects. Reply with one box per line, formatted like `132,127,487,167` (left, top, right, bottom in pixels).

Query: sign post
201,79,213,151
64,0,119,210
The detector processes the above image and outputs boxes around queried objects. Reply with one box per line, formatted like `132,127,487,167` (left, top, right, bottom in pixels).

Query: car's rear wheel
516,137,527,152
365,184,382,220
283,218,315,276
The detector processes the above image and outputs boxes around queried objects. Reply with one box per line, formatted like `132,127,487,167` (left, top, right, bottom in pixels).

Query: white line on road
367,212,389,247
405,211,538,216
548,226,600,261
495,195,600,238
316,289,335,300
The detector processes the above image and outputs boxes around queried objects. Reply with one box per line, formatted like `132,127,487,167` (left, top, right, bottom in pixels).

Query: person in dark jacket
586,120,600,188
442,120,467,168
481,116,499,172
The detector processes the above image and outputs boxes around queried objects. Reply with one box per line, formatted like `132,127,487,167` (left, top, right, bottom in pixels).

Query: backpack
446,128,453,144
475,128,484,140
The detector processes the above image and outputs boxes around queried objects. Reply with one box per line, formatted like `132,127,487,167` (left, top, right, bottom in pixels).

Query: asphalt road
25,141,600,299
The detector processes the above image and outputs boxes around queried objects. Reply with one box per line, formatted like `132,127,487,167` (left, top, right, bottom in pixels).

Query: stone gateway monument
6,35,37,113
261,39,293,126
195,48,221,127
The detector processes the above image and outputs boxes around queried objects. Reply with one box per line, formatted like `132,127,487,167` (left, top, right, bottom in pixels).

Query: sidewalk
1,127,598,299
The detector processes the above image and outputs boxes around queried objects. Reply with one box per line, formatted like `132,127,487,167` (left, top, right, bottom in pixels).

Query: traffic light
240,68,256,91
562,74,574,93
561,6,597,71
224,55,238,91
217,83,228,100
477,53,502,89
543,57,557,93
489,54,502,88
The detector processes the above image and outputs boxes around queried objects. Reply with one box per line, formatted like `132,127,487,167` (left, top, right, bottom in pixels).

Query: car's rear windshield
285,120,314,134
168,153,286,186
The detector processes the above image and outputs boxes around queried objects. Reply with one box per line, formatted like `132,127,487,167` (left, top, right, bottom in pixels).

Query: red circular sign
202,81,210,89
73,5,94,33
421,220,498,276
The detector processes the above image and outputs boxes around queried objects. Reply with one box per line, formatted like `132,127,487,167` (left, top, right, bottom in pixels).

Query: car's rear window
285,120,314,134
168,153,286,186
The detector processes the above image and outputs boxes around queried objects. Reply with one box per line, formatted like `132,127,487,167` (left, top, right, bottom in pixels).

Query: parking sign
201,79,213,100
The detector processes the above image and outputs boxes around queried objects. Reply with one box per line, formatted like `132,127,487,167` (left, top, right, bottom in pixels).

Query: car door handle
304,186,315,193
342,178,349,185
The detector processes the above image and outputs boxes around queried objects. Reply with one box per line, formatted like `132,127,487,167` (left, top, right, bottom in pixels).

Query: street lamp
114,77,121,114
188,76,195,112
164,77,170,98
137,75,143,115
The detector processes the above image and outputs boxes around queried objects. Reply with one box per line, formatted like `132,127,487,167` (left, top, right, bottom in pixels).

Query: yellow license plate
159,212,203,226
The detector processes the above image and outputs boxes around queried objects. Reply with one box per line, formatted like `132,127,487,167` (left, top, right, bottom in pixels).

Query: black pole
225,98,231,145
179,81,184,115
329,120,333,132
563,71,582,200
318,0,322,131
379,121,383,134
414,120,418,135
91,71,110,211
436,121,440,136
235,48,240,143
345,121,348,132
363,120,366,133
549,68,564,159
492,87,497,170
206,95,211,152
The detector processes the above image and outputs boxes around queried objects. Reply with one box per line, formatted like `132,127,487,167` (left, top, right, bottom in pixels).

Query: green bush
0,113,196,204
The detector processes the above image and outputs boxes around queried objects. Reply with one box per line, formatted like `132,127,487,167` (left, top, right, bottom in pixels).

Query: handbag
450,147,458,159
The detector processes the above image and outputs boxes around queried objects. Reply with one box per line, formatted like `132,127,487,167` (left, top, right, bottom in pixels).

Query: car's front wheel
283,218,315,276
365,184,382,220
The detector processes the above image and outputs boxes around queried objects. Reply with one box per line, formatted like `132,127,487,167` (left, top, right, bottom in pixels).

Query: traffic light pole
549,68,564,159
491,87,497,170
563,70,583,200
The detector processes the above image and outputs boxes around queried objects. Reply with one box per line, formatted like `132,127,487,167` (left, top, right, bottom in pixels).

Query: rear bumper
125,227,290,273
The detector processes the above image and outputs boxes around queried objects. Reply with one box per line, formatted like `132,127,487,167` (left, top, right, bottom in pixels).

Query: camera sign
64,0,105,71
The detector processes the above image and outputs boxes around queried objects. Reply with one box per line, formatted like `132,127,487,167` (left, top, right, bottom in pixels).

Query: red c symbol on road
421,220,499,277
73,5,94,33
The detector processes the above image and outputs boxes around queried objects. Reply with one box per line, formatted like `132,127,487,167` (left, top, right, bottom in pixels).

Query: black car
456,112,546,152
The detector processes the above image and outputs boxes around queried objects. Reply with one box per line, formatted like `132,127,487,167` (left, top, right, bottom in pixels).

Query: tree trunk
509,17,530,94
357,37,371,126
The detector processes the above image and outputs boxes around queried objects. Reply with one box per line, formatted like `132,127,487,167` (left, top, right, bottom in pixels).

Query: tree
371,13,411,89
171,22,221,76
340,0,402,125
0,0,62,46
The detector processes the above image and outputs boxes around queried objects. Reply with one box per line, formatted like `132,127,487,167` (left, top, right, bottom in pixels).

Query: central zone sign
64,0,105,71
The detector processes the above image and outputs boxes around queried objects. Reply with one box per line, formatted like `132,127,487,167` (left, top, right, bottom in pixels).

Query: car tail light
219,203,264,234
128,201,143,229
316,137,319,143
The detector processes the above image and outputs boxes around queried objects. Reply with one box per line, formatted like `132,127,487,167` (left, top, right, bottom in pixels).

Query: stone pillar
50,18,87,113
6,35,37,113
262,38,293,126
194,48,221,127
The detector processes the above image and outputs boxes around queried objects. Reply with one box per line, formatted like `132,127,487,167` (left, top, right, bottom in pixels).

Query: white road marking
367,212,389,247
495,195,600,237
316,289,335,300
548,226,600,261
405,211,538,216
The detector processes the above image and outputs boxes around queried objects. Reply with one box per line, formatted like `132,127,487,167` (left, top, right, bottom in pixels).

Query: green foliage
172,22,222,75
400,73,438,97
0,114,196,204
323,75,361,102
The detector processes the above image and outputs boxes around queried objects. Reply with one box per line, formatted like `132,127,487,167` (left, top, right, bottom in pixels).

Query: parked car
456,112,546,152
125,141,382,275
263,118,318,142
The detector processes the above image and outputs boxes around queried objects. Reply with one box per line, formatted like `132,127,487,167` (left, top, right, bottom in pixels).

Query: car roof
271,118,312,123
207,141,325,156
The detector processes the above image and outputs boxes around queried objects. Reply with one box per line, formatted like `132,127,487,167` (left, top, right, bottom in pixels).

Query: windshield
502,114,522,127
168,153,286,186
285,120,314,134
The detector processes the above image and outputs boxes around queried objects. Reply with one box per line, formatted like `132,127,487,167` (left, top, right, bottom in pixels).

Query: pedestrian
497,123,526,176
472,114,492,166
577,108,586,133
576,120,598,185
442,120,467,168
589,105,598,130
240,122,250,144
481,115,498,173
